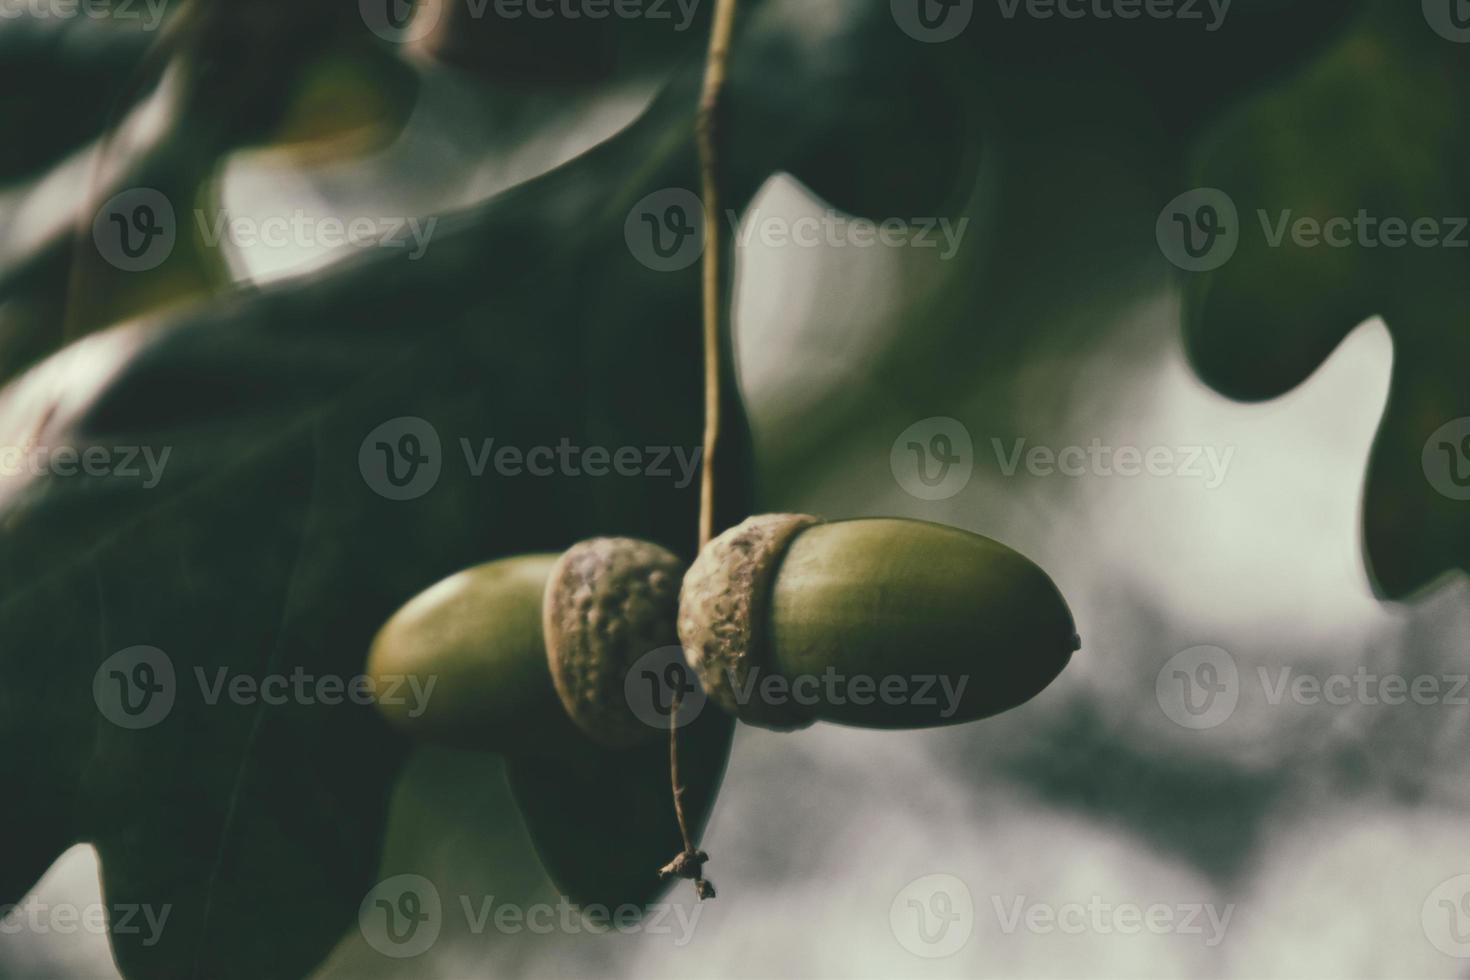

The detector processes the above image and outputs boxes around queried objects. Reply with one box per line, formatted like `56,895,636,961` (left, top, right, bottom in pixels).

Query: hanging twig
695,0,739,551
661,0,740,903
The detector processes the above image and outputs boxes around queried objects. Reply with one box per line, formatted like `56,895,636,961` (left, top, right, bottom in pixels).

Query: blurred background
4,0,1470,976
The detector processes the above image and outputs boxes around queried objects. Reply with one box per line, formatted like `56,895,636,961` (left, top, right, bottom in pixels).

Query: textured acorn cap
543,537,686,748
677,513,821,730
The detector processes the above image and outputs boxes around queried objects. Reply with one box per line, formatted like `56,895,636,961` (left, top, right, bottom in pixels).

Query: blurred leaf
0,10,169,184
0,3,418,384
1181,0,1470,597
0,51,762,976
0,0,1378,975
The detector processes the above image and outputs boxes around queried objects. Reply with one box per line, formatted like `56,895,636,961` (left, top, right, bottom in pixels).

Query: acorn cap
543,537,686,748
677,513,821,730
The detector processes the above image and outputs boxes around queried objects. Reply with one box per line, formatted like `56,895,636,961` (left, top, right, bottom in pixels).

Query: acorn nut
366,537,690,753
365,554,584,754
365,542,734,910
678,515,1079,730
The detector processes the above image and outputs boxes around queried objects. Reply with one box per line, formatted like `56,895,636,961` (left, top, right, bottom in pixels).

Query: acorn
364,553,584,754
678,515,1079,730
366,538,686,751
366,539,733,910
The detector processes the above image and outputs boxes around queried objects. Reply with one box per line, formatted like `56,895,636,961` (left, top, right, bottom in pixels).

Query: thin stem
696,0,739,550
660,683,712,899
670,688,694,853
662,0,739,903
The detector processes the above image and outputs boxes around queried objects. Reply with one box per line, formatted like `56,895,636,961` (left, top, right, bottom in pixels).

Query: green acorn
364,553,581,753
678,515,1079,730
366,539,686,751
366,539,731,910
